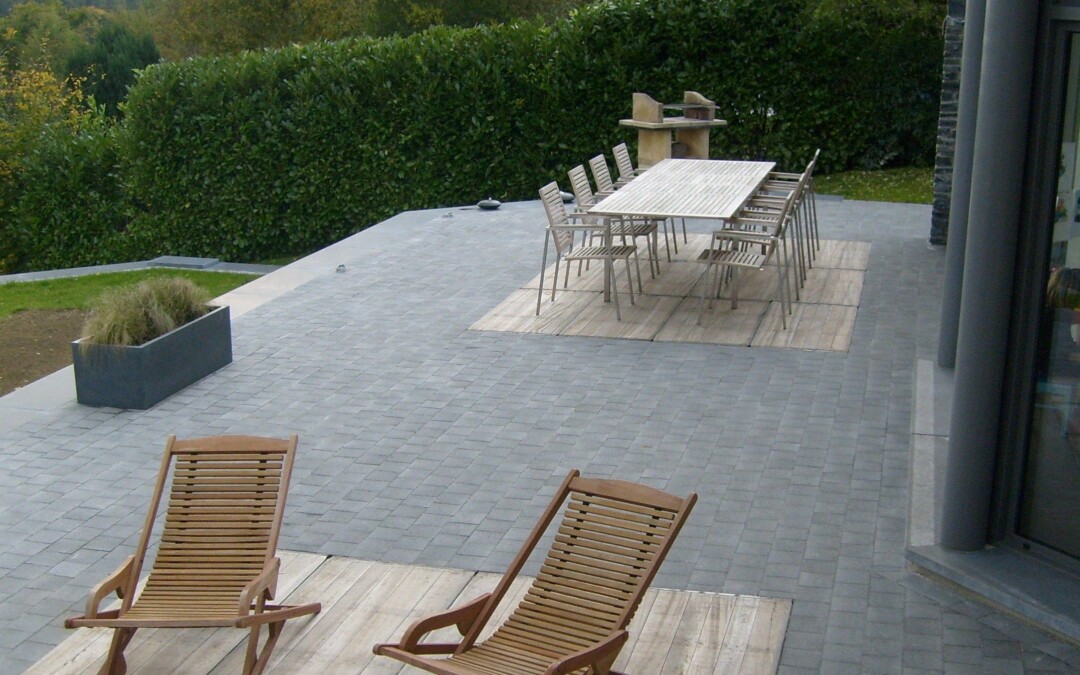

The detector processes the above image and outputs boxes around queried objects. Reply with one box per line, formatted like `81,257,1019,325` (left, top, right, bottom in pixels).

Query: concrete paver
1,199,1078,673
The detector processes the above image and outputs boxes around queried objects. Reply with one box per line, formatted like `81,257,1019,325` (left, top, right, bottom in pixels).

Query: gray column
938,0,986,369
940,0,1040,551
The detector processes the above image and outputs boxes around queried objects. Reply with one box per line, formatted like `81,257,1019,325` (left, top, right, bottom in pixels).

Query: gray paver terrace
2,198,1079,673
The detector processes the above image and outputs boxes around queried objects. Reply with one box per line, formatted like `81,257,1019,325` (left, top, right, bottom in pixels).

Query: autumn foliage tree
0,31,90,270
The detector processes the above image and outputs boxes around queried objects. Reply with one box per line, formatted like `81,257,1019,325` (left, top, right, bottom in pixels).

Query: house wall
931,0,968,245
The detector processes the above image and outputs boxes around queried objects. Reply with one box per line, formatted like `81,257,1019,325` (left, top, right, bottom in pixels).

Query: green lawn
814,166,933,204
0,269,259,319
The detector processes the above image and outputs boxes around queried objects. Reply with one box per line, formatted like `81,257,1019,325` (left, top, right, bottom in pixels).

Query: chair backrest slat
130,436,297,605
613,143,636,182
567,165,596,209
588,155,616,194
539,181,575,256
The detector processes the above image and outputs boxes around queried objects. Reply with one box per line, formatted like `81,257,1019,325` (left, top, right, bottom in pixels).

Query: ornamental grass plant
80,277,211,347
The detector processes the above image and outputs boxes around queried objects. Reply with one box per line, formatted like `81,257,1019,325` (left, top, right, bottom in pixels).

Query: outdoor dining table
586,158,775,299
587,158,775,221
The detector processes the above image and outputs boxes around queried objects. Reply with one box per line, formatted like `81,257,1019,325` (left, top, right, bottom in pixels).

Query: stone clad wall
931,0,967,245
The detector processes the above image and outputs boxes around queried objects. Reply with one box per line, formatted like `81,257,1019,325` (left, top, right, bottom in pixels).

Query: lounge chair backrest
123,435,297,613
460,471,696,653
539,181,576,257
589,155,617,194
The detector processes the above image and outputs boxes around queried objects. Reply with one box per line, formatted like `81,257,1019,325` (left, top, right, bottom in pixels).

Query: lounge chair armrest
238,558,280,617
544,630,629,675
399,593,492,651
83,555,136,620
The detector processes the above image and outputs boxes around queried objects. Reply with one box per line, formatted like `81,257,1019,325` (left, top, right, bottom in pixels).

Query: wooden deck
474,235,869,352
31,552,791,674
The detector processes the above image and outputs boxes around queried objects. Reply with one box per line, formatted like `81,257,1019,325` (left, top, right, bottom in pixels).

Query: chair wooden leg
243,620,284,675
99,627,136,675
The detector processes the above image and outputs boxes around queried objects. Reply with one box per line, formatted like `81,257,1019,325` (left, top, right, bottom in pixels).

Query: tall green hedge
3,0,944,271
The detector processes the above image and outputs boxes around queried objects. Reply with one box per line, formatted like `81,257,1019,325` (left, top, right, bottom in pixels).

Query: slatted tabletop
588,159,775,221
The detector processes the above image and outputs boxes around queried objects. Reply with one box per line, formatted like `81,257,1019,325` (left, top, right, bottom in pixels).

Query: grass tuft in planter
81,277,211,348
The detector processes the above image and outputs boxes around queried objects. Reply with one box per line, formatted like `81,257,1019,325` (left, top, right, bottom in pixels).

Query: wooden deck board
751,303,857,352
40,554,791,675
471,289,597,335
560,294,683,340
637,261,705,297
654,297,768,346
799,268,863,306
814,240,871,270
521,260,607,292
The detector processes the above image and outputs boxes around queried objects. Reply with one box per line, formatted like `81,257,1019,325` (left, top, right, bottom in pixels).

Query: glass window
1022,34,1080,559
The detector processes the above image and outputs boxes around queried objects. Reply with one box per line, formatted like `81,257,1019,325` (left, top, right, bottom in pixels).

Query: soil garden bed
0,309,88,397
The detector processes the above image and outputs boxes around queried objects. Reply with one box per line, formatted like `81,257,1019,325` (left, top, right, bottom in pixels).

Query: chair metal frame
568,164,660,278
536,181,641,321
696,187,799,328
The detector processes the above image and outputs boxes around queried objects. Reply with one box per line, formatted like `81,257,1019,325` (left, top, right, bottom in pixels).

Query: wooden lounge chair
65,434,321,675
374,470,697,675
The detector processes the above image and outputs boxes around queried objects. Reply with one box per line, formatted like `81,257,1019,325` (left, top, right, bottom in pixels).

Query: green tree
67,20,159,115
0,0,105,75
368,0,584,36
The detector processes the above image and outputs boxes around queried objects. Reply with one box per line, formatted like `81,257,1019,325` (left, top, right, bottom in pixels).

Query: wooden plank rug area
472,236,870,352
31,552,792,674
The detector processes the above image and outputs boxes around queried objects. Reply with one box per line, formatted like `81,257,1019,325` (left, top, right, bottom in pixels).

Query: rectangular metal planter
72,305,232,409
